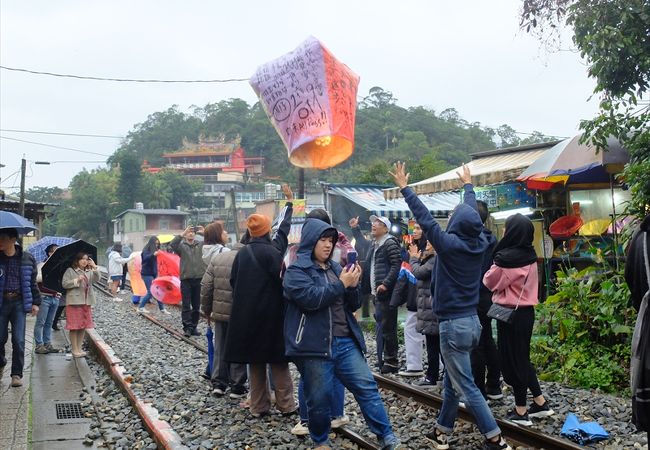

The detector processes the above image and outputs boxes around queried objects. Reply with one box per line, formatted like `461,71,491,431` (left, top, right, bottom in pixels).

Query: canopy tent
516,135,628,190
383,141,560,200
326,184,460,224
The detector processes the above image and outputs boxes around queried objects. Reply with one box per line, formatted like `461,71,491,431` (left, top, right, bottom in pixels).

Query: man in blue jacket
0,227,41,387
390,162,511,450
283,218,402,450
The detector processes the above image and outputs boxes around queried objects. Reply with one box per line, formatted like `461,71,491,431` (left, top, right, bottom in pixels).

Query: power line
0,65,249,83
0,136,111,157
1,128,125,139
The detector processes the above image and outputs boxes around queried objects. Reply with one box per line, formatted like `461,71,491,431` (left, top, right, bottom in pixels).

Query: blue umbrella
27,236,76,263
0,210,37,235
204,325,215,379
560,413,609,445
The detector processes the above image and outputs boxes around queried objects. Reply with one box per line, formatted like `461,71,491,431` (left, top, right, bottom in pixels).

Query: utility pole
298,168,305,200
19,157,26,217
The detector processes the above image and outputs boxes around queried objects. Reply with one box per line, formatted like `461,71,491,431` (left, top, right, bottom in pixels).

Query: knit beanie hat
246,214,271,238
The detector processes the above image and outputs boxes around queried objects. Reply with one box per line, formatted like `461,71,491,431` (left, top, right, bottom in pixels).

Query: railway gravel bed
91,290,647,449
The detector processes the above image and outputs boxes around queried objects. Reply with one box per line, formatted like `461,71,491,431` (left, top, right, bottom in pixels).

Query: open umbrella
0,210,37,235
27,236,76,263
42,240,98,293
517,135,628,190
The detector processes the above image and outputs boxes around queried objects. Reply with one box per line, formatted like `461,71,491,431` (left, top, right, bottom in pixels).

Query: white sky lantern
250,36,360,170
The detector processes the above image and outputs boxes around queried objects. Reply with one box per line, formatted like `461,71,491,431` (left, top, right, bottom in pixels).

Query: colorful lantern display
250,36,360,169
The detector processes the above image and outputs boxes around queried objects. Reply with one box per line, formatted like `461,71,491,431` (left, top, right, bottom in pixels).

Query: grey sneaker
35,344,49,354
425,429,449,450
11,375,23,387
45,343,61,353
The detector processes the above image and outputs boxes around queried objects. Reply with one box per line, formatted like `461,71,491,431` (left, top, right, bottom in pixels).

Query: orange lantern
250,36,360,169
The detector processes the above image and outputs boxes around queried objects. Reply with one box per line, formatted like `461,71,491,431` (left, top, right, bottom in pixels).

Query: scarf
493,213,537,268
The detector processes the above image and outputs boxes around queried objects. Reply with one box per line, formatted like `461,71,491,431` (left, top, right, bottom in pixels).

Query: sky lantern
250,36,360,169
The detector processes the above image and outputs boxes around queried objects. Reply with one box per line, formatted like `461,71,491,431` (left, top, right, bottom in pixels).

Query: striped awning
383,141,559,199
327,185,460,219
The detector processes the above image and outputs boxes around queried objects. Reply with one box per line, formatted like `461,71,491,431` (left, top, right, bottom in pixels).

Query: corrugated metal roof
328,185,459,219
115,209,190,218
384,145,555,199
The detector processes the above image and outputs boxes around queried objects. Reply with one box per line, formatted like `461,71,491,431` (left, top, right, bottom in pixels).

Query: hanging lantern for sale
250,36,360,169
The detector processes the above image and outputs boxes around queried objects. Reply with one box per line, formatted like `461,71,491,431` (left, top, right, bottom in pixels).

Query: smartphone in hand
346,251,357,270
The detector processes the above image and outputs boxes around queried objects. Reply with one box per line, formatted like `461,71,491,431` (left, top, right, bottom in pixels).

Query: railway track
97,285,581,450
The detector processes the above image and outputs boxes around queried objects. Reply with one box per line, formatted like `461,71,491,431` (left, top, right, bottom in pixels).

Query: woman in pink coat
483,214,553,426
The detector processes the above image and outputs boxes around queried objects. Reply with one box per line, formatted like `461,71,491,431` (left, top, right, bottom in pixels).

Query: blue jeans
138,275,165,310
34,295,59,346
436,315,500,439
0,299,27,377
298,373,345,423
295,336,395,446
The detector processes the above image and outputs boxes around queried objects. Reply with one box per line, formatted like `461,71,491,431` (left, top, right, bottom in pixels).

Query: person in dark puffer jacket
350,215,402,374
0,227,42,387
410,235,441,388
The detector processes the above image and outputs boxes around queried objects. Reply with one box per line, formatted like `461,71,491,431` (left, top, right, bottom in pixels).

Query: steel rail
99,276,580,450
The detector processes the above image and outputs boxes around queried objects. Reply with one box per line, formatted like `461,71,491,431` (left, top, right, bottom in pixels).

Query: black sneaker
482,436,512,450
486,385,503,400
414,377,437,389
505,409,532,426
229,387,248,399
212,387,225,396
183,329,191,337
528,400,555,418
380,364,399,374
424,429,449,450
398,368,424,377
191,329,201,336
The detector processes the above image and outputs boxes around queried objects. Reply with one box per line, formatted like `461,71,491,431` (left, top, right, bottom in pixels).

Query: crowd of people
2,162,649,449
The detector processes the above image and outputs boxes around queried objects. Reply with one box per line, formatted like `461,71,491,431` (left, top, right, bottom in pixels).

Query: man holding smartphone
171,224,206,337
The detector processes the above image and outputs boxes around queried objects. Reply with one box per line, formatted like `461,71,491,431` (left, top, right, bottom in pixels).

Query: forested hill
109,86,554,185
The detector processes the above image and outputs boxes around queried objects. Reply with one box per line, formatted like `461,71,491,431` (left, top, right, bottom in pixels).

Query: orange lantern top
250,37,360,169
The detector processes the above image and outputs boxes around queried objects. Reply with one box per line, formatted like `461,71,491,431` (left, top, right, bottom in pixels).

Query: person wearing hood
626,214,650,434
471,200,503,401
283,218,403,450
224,193,295,418
390,162,511,450
201,221,231,265
170,224,206,337
483,214,553,426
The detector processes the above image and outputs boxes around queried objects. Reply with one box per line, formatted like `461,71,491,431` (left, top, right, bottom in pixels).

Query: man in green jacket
170,225,206,337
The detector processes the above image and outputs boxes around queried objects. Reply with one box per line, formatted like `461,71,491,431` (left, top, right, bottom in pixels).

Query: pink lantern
151,276,182,305
250,36,360,169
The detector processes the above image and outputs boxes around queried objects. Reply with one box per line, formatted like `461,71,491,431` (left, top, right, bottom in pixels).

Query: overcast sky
0,0,599,192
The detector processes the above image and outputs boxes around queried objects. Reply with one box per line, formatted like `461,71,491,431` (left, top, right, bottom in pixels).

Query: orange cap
246,214,272,238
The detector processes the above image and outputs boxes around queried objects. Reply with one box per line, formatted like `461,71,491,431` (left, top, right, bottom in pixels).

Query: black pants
121,264,128,290
52,305,65,329
180,278,201,332
471,309,501,396
496,306,542,406
373,297,398,368
425,333,441,381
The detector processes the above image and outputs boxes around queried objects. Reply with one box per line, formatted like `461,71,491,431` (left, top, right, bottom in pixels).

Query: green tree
521,0,650,216
56,169,119,242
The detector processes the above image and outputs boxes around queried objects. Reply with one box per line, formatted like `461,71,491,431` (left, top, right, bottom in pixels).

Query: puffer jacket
351,227,402,301
200,243,240,322
283,219,365,358
0,246,41,312
412,252,438,335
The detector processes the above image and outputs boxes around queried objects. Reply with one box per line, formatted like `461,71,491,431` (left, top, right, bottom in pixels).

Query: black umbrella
42,240,98,293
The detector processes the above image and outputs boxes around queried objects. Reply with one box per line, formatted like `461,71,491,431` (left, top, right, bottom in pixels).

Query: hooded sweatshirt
283,219,365,358
402,184,489,320
202,243,230,265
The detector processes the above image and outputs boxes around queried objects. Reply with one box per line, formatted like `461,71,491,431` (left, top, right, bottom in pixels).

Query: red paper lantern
250,36,360,169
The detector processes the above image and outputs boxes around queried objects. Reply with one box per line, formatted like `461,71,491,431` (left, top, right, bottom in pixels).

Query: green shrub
531,264,634,393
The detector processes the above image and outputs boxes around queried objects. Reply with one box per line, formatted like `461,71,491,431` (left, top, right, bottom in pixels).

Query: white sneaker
112,297,124,302
330,415,350,428
138,307,150,314
290,421,309,436
161,309,171,315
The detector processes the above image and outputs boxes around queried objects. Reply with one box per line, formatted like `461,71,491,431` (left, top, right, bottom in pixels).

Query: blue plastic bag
560,413,609,445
